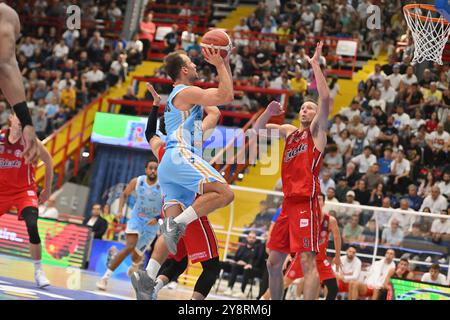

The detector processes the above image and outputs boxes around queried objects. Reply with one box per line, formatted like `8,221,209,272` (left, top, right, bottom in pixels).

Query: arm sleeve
145,105,160,142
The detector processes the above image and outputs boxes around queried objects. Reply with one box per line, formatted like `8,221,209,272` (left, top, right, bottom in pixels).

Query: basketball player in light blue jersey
131,47,234,300
96,159,162,291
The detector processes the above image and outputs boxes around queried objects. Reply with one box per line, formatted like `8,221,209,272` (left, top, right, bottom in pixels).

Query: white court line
85,290,133,300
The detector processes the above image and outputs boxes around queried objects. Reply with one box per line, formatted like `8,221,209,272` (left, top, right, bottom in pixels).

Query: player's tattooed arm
118,178,138,219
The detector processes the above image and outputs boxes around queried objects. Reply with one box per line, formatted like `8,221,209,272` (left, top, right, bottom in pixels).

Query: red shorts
267,197,320,254
0,189,38,220
338,280,350,293
286,255,336,282
168,216,219,264
363,286,374,297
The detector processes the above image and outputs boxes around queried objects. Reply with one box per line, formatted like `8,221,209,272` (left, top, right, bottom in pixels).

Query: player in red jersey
0,3,39,162
143,83,221,300
253,42,331,300
0,112,54,287
285,193,341,299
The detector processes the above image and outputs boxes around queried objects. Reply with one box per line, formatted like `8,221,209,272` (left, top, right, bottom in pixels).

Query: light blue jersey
164,84,203,154
158,84,226,210
126,175,163,255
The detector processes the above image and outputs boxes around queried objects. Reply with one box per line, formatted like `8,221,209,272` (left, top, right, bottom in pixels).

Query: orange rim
403,4,449,25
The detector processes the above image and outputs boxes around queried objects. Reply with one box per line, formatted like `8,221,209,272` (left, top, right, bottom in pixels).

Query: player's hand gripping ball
200,29,232,58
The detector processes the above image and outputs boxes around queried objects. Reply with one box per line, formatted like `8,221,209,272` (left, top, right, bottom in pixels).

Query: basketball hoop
403,4,450,65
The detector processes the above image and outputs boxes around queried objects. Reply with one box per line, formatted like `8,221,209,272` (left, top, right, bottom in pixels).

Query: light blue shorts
126,217,158,256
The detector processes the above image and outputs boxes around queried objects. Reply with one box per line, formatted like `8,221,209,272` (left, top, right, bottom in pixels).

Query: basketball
200,29,232,58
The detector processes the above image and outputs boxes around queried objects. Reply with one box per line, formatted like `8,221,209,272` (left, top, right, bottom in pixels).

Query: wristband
12,101,33,129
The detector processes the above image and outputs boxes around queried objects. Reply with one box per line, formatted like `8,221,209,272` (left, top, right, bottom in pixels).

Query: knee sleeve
158,256,188,281
324,278,338,300
194,257,221,297
22,207,40,244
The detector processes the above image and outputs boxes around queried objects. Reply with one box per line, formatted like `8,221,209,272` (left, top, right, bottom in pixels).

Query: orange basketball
200,29,232,58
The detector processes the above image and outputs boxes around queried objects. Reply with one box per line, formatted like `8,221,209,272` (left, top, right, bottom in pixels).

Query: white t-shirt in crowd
380,86,396,104
427,131,450,150
421,272,448,285
430,219,450,234
85,70,105,83
436,181,450,198
364,125,381,144
351,154,377,174
401,74,418,86
339,107,360,121
53,43,69,58
330,122,346,139
369,98,387,113
387,73,402,90
390,158,410,176
334,136,352,156
365,259,396,289
393,113,411,130
301,11,315,25
420,195,448,213
410,118,426,133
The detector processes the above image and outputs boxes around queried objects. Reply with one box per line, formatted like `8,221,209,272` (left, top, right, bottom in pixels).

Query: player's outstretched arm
202,106,220,139
37,140,53,203
175,47,234,109
253,100,296,139
118,178,137,219
144,83,165,159
307,41,330,152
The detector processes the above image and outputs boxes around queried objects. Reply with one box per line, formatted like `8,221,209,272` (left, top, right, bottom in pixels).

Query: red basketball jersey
0,129,36,196
317,213,331,260
281,128,323,198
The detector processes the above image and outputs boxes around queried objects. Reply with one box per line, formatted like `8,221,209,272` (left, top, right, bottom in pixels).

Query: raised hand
146,82,161,106
202,46,224,67
266,100,284,116
306,41,324,66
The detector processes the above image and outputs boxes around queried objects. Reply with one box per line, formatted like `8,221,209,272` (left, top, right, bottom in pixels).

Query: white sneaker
35,271,50,288
438,258,446,264
167,281,178,290
224,288,233,295
425,256,432,263
96,278,108,291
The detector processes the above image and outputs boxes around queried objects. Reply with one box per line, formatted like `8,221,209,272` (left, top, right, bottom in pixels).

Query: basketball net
403,4,450,65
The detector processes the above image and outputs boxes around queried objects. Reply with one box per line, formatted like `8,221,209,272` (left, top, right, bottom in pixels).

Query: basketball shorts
126,216,159,256
338,280,350,293
0,189,38,220
168,216,219,264
158,147,226,210
285,254,336,282
267,196,321,254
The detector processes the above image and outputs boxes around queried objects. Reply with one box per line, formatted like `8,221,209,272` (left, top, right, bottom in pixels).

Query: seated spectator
387,64,402,90
436,172,450,199
120,86,138,115
389,199,416,232
348,249,396,300
404,222,426,241
380,79,396,108
392,105,411,136
127,33,144,66
342,213,364,244
53,106,69,129
353,179,371,206
421,264,448,285
369,183,385,207
329,115,346,140
364,117,381,145
378,258,414,299
32,80,48,103
85,64,105,94
60,84,76,111
32,108,48,140
164,24,179,54
377,116,399,148
426,123,449,167
58,72,76,92
45,97,59,119
87,31,105,63
252,201,273,228
335,176,351,203
45,85,61,105
335,247,362,294
347,115,364,137
418,171,436,199
320,170,335,195
83,203,108,239
108,53,128,87
410,109,426,135
224,231,260,298
430,209,450,245
377,147,393,178
381,219,404,246
351,146,377,175
323,188,339,214
401,66,418,87
389,150,411,194
363,163,383,191
339,100,360,122
334,129,352,161
420,186,448,213
368,89,386,113
38,197,59,220
370,197,393,229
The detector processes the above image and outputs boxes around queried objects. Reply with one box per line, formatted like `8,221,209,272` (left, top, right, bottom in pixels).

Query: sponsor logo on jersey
300,219,309,228
14,150,22,158
0,158,22,169
284,143,307,162
27,191,36,196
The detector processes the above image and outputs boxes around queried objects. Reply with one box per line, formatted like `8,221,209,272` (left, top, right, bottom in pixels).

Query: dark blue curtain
85,144,155,217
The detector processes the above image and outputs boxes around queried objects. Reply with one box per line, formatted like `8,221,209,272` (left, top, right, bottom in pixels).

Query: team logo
14,150,22,158
323,259,330,266
300,219,309,228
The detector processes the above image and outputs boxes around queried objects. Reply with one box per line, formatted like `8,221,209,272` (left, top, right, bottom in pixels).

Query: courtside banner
0,213,92,268
389,278,450,300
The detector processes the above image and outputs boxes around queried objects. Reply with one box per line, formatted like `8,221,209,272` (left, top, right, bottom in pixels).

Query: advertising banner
390,278,450,300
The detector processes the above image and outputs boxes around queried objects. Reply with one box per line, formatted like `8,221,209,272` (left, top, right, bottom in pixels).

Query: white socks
154,278,165,293
174,206,198,225
146,259,161,280
103,268,113,279
33,260,41,273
